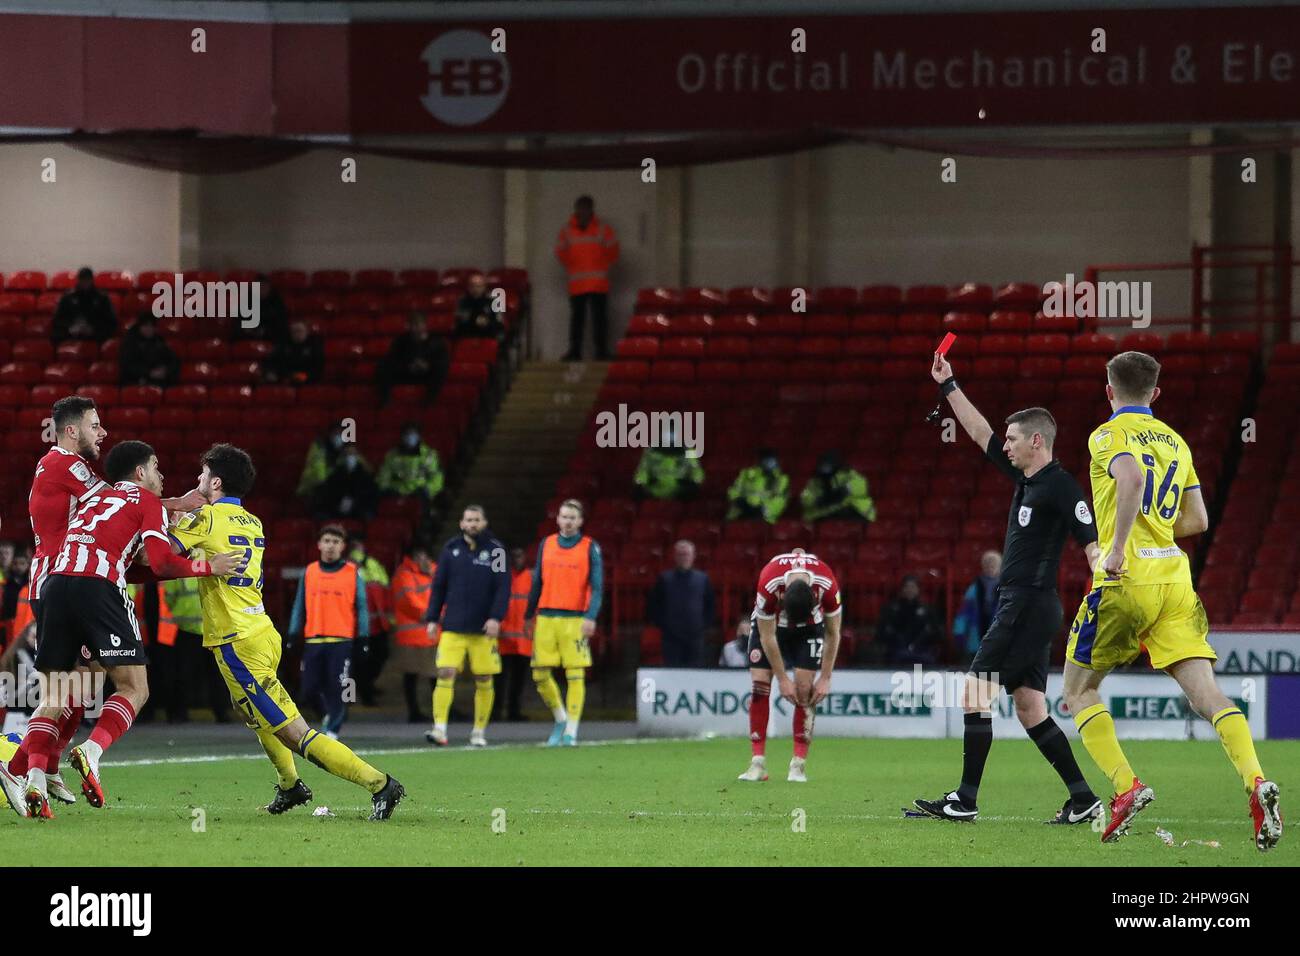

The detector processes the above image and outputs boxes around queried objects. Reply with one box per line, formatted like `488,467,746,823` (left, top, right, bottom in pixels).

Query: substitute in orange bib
526,499,603,746
493,547,533,723
390,542,436,724
555,195,619,361
288,526,368,739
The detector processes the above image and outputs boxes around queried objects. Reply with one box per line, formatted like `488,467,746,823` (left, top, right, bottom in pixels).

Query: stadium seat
712,313,760,336
993,282,1042,309
859,285,902,310
978,334,1024,356
660,336,705,359
896,312,941,335
6,271,47,292
627,313,671,336
942,311,986,333
804,313,852,336
948,283,994,310
987,310,1033,333
1167,330,1212,352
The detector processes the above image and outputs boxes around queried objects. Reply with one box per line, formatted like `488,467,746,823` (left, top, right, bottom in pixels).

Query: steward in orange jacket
555,195,619,360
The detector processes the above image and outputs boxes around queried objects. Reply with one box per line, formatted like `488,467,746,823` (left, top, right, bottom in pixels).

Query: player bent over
170,444,405,820
1065,352,1280,850
739,549,842,784
20,441,245,818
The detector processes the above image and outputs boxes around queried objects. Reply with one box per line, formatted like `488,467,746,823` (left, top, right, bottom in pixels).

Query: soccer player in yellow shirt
169,443,405,820
1064,352,1280,850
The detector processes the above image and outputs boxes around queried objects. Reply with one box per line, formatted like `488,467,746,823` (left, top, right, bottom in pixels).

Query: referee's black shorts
968,586,1063,693
34,575,148,672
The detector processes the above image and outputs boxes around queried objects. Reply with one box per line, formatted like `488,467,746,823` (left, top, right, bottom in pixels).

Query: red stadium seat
697,360,742,382
617,337,659,359
1020,356,1063,379
815,287,857,310
1070,333,1118,354
606,361,649,383
681,287,725,310
660,336,705,359
896,312,941,335
453,339,499,363
13,340,53,363
627,313,671,336
994,282,1042,309
986,310,1033,333
948,283,994,309
6,271,47,292
724,287,771,312
859,285,902,310
1166,330,1212,352
978,334,1023,356
354,269,396,290
942,311,986,333
903,285,947,311
712,313,760,336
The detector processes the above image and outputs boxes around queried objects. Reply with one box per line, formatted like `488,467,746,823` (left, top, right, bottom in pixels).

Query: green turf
7,737,1297,866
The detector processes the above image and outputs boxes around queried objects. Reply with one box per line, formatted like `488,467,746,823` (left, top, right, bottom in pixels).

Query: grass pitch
7,736,1296,866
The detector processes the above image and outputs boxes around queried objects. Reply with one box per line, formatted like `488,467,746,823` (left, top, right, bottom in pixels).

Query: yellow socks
255,726,299,790
1074,703,1136,794
432,676,455,728
297,728,385,793
564,668,585,735
532,668,566,721
474,680,494,731
1212,706,1264,791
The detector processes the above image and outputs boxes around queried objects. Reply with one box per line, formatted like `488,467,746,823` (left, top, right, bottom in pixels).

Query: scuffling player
19,440,243,818
913,352,1103,824
1064,352,1281,850
526,499,602,746
738,548,842,784
168,443,405,820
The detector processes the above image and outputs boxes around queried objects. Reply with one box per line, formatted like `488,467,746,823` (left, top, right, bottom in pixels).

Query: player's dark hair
1005,407,1057,450
104,440,155,483
319,524,346,542
782,579,814,623
575,195,594,208
201,443,256,498
1107,351,1161,402
51,395,97,433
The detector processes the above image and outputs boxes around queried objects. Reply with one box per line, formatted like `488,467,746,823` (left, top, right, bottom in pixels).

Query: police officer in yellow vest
800,451,877,523
288,525,369,738
159,576,231,723
726,448,790,523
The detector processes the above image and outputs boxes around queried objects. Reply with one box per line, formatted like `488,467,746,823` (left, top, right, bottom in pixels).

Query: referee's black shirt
984,435,1098,590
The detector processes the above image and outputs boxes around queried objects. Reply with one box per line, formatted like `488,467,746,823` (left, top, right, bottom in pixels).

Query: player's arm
141,534,242,579
1105,453,1143,577
486,545,510,638
581,542,603,638
424,547,450,637
812,577,844,704
931,353,993,449
1173,486,1209,538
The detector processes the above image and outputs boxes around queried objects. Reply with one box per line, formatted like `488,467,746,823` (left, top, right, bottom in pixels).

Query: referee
914,351,1103,824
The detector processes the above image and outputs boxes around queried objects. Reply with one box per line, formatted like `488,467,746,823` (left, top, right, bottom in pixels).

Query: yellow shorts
531,616,592,669
211,626,301,732
436,630,502,675
0,732,20,764
1067,582,1214,671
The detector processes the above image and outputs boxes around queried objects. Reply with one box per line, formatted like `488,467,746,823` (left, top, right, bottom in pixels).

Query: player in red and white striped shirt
16,439,244,819
738,549,843,783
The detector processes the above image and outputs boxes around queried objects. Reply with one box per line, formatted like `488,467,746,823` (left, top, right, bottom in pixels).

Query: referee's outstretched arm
931,353,992,448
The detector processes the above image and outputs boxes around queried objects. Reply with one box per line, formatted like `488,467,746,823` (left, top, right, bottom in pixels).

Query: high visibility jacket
291,561,367,641
391,557,435,647
726,466,790,523
554,214,619,295
800,469,877,522
537,534,592,613
12,584,34,637
498,568,533,656
159,577,203,647
377,444,444,499
634,448,704,500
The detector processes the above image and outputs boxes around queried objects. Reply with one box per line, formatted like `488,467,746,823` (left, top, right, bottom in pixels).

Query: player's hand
931,352,953,383
811,674,831,706
426,622,438,640
208,550,247,576
580,618,596,638
777,674,797,703
169,488,207,512
1102,548,1127,578
484,618,501,638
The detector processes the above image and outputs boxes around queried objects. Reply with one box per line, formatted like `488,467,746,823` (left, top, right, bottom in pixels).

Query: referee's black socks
1026,717,1095,802
957,712,993,806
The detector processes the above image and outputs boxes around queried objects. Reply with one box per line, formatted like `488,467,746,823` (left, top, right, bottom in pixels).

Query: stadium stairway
432,360,609,553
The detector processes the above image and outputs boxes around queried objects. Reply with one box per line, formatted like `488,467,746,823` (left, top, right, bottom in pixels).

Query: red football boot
1101,777,1155,843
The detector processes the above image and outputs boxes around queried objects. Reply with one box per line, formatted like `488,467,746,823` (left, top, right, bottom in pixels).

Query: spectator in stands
0,540,14,583
347,531,391,708
52,267,117,344
376,312,450,404
726,448,790,523
634,445,704,501
119,313,181,387
874,575,943,668
556,195,619,361
455,273,504,340
719,615,752,668
233,273,289,344
800,451,876,523
0,550,30,623
494,547,534,722
649,540,715,667
952,550,1002,668
377,423,445,508
0,616,37,732
390,542,436,723
297,424,346,500
313,442,379,522
263,317,324,385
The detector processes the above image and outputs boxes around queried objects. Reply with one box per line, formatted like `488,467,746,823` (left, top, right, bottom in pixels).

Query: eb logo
421,30,510,126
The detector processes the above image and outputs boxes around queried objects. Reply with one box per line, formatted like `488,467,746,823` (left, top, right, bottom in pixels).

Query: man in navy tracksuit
423,506,510,747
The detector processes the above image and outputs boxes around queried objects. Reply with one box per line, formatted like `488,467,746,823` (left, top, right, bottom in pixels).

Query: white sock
434,723,447,735
80,740,103,764
564,718,579,736
552,707,567,723
27,767,46,793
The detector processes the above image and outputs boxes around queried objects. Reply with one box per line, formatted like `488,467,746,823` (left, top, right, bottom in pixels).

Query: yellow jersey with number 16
169,497,272,647
1087,406,1200,589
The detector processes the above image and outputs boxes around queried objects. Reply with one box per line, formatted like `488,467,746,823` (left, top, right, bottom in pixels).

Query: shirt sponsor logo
1137,546,1182,558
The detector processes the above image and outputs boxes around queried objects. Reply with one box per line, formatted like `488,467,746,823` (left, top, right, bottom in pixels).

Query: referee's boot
1046,795,1103,825
266,779,313,815
914,790,978,822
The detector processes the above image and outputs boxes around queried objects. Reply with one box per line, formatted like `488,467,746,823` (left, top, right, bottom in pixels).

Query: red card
936,332,957,356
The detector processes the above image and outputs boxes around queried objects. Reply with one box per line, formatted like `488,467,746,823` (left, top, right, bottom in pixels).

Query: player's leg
320,642,350,737
67,661,149,809
274,716,404,820
531,618,568,745
788,667,817,783
558,619,591,745
739,615,774,780
468,636,501,746
430,632,468,745
1166,656,1281,851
